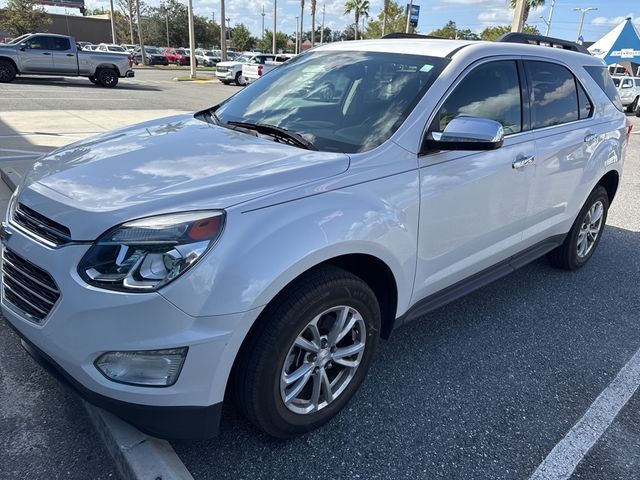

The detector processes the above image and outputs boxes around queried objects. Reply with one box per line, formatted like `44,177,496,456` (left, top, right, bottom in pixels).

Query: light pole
320,3,325,44
574,7,597,43
542,0,556,36
187,0,196,78
109,0,117,43
220,0,227,61
299,0,304,53
165,11,170,48
136,0,146,65
405,0,412,34
272,0,277,54
261,5,266,40
295,15,299,54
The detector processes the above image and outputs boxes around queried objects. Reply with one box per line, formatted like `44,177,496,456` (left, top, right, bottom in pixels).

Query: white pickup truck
0,33,134,87
612,76,640,113
241,54,292,84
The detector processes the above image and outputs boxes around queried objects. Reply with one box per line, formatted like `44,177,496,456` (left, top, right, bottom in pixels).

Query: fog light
95,348,188,387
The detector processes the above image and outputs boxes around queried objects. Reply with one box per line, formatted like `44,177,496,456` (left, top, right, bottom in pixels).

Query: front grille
217,67,228,73
2,248,60,323
13,203,72,246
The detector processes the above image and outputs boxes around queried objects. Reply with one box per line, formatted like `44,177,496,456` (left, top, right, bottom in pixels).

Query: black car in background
132,46,169,66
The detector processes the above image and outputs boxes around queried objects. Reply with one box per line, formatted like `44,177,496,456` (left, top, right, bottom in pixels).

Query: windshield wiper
227,121,317,151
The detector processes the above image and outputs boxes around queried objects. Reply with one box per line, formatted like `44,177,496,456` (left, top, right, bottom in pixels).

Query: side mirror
19,43,27,51
622,83,632,89
423,116,505,152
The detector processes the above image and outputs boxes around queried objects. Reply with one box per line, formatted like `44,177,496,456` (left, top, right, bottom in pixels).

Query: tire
233,265,381,438
97,68,118,88
235,72,246,86
88,75,98,84
0,59,17,83
630,97,639,115
547,186,609,270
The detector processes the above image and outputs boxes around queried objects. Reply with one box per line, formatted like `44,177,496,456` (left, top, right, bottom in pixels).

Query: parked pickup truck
0,33,134,87
612,75,640,113
242,54,292,84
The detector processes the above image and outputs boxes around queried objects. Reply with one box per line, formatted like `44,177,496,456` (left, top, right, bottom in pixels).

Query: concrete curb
83,401,194,480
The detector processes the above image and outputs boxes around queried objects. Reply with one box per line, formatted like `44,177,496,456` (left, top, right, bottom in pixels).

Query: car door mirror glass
423,116,505,152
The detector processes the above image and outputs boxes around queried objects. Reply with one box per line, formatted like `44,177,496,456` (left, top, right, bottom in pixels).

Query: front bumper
215,70,233,81
1,224,262,439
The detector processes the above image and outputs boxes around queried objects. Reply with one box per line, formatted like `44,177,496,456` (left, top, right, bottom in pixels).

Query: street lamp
573,7,597,43
295,15,299,54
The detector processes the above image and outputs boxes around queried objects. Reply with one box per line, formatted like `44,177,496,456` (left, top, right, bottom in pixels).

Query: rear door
50,37,77,74
413,59,536,301
19,35,54,73
522,60,595,246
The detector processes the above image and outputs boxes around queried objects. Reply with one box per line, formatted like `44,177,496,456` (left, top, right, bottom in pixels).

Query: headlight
79,210,224,292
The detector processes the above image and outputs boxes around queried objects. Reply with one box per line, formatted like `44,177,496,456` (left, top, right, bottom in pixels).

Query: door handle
584,134,597,144
42,52,51,55
66,53,74,57
512,156,535,169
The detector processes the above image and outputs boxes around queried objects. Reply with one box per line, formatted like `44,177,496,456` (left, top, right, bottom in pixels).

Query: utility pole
405,0,412,34
382,0,388,37
165,11,170,48
261,5,266,40
311,0,316,47
544,0,556,36
128,0,135,44
187,0,196,78
299,0,304,53
136,0,146,65
220,0,227,61
295,16,299,54
320,3,325,44
109,0,117,43
574,7,597,43
511,0,526,32
272,0,277,54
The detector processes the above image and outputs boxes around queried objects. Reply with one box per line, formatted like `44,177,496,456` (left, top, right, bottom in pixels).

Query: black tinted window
25,36,50,50
437,61,522,135
585,66,624,111
526,61,579,129
50,37,70,51
577,82,593,120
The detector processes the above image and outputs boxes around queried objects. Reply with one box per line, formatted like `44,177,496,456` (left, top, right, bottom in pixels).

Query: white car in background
195,49,221,67
242,54,292,84
215,53,275,85
96,44,130,55
612,75,640,113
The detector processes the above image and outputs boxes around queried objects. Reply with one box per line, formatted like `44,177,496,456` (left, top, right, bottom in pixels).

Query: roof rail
498,32,590,55
382,33,443,40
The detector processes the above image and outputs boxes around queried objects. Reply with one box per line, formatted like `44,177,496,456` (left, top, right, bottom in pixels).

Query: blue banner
405,4,420,28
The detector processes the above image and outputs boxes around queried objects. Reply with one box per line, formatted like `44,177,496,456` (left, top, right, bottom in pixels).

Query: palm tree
311,0,316,47
344,0,370,40
508,0,545,25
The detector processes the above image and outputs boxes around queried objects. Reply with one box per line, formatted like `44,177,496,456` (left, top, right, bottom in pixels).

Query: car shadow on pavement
172,224,640,480
12,76,162,91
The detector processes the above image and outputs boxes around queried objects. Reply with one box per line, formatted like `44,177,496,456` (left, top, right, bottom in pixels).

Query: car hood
17,114,350,241
216,61,241,67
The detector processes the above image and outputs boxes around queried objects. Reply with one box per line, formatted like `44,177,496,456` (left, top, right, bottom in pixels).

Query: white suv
2,35,630,440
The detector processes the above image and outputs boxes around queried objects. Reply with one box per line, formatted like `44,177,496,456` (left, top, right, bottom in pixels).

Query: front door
413,59,535,302
19,35,54,73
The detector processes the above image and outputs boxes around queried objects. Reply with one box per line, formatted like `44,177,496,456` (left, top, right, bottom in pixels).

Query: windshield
204,51,215,56
211,50,448,153
8,34,31,44
109,46,126,52
235,55,250,62
146,47,161,54
176,49,187,55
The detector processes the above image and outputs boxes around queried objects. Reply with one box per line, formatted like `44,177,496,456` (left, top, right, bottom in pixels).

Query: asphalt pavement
0,69,639,480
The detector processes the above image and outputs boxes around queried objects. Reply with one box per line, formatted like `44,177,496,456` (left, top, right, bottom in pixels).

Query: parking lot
1,68,640,480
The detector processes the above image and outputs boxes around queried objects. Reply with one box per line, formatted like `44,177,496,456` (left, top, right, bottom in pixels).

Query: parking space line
0,148,44,155
529,347,640,480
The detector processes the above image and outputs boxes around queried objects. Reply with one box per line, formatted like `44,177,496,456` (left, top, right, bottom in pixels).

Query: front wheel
0,59,17,83
547,186,609,270
233,266,381,438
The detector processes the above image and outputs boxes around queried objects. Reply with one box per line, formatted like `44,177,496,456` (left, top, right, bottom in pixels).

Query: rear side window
585,66,624,111
525,61,579,129
436,60,522,135
51,37,70,51
577,82,593,120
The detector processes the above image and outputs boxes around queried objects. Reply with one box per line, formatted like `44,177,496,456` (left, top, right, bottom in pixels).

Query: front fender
159,170,420,318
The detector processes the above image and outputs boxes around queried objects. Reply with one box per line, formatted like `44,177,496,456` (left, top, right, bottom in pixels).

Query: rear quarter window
584,66,624,111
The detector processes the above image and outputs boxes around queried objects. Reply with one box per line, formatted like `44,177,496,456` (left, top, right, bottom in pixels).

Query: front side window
436,60,522,135
525,61,579,129
210,51,448,153
25,36,50,50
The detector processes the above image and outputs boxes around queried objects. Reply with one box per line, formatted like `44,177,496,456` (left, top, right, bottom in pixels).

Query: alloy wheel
576,200,604,258
280,305,366,415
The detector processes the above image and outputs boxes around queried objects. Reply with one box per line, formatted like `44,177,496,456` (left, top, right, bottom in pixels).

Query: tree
231,23,255,51
259,30,289,52
480,24,539,41
429,20,479,40
508,0,545,25
344,0,369,40
364,0,406,38
1,0,50,36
